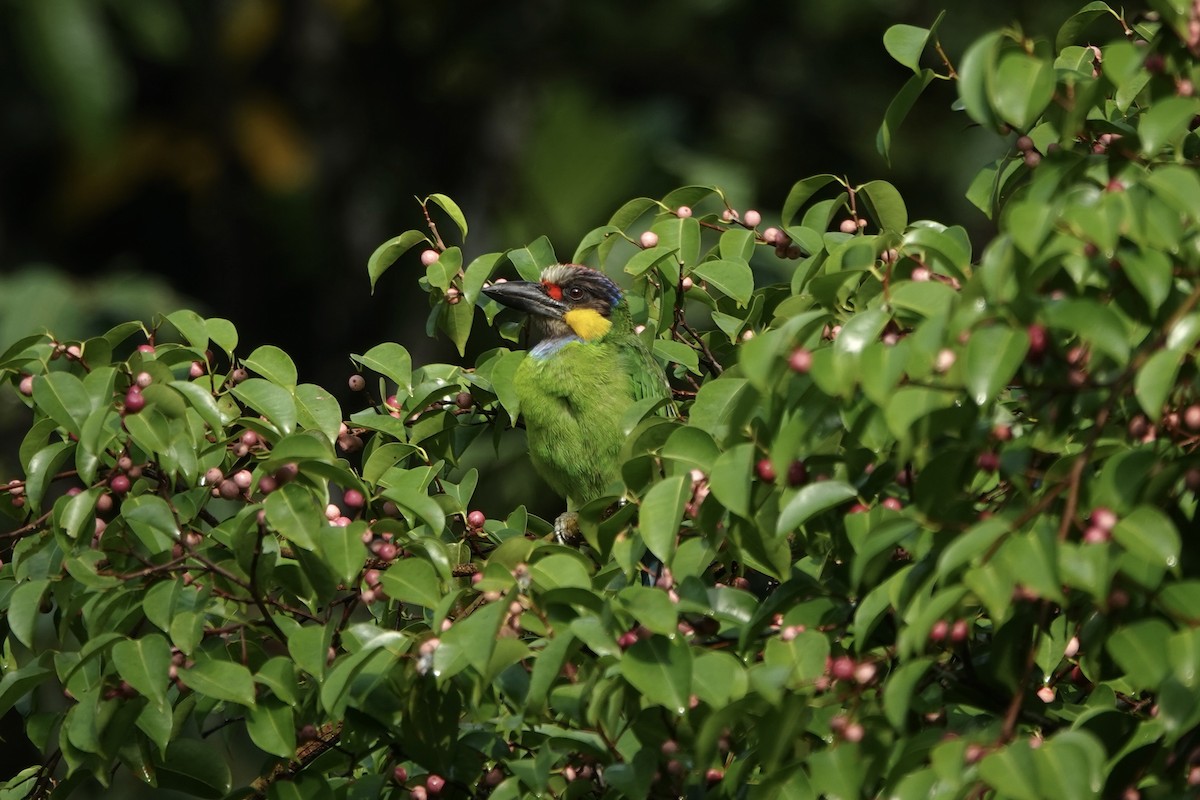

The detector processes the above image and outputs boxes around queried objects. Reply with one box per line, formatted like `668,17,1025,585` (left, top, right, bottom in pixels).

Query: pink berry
839,218,858,234
377,542,398,562
680,276,694,291
137,344,156,354
343,489,365,509
881,497,902,511
1090,507,1117,532
467,510,486,528
676,205,692,218
1083,526,1110,544
639,231,659,248
830,656,856,680
1036,685,1056,703
420,249,440,266
425,774,445,795
135,371,153,388
788,347,813,374
929,619,949,642
18,375,34,396
257,475,277,495
743,209,762,227
911,266,932,281
950,619,969,642
762,227,782,244
109,475,131,495
189,361,205,379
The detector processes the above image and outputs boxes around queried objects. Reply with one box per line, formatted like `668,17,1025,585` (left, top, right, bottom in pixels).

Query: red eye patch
542,282,563,301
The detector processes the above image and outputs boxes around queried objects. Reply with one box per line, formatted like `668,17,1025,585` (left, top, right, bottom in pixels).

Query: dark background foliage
0,0,1087,383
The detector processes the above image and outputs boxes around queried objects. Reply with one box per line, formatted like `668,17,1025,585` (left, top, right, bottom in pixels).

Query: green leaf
1041,299,1130,365
353,342,413,397
232,378,297,434
691,259,753,306
180,658,257,706
122,494,180,554
157,738,233,799
378,558,444,608
25,441,73,512
1134,348,1184,422
265,483,321,550
1055,1,1118,50
1122,247,1172,314
877,69,935,164
1139,97,1200,156
782,175,839,228
957,32,1003,131
964,326,1029,405
112,635,171,706
989,51,1055,131
1112,505,1180,571
294,383,342,443
242,345,298,387
166,309,208,349
639,475,690,563
8,579,50,648
885,387,959,439
776,481,858,536
709,442,754,518
368,230,428,292
1108,620,1173,689
32,372,90,436
620,635,692,714
884,658,932,729
883,24,931,72
1033,731,1106,800
205,317,238,356
652,339,700,374
441,295,475,356
979,740,1040,800
427,193,468,239
246,699,296,759
123,407,171,455
858,180,908,231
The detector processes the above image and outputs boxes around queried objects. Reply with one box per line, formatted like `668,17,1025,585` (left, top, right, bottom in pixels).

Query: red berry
1027,324,1048,361
124,388,146,414
137,344,156,354
109,475,131,495
343,489,365,509
1090,507,1117,532
976,451,1000,472
425,774,445,794
881,497,903,511
950,619,969,642
377,542,398,562
787,459,808,486
847,503,869,514
467,510,486,528
393,766,408,784
929,619,949,642
705,768,724,784
755,458,776,482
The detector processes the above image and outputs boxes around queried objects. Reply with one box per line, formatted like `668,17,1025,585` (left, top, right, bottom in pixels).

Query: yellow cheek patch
563,308,612,341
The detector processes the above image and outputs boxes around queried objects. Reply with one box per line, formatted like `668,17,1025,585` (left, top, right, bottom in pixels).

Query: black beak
482,281,565,319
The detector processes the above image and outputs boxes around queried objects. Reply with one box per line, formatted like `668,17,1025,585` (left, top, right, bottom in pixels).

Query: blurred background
0,0,1100,383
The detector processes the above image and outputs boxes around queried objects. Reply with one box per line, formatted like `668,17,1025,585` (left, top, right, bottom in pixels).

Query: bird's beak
482,281,565,319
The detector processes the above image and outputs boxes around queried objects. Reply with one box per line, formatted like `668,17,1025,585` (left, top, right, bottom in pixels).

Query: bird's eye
566,286,585,300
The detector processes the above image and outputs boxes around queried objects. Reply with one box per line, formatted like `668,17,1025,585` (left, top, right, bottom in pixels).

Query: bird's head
482,264,627,347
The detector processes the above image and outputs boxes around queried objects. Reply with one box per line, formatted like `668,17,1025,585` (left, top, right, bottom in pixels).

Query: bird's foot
554,512,582,545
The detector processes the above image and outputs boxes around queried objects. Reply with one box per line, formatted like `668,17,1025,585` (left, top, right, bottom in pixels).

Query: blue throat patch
530,335,582,359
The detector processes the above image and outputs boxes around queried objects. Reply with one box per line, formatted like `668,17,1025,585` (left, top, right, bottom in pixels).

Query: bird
482,264,674,538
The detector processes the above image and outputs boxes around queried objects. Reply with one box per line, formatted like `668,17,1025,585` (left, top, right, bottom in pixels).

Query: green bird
483,264,673,533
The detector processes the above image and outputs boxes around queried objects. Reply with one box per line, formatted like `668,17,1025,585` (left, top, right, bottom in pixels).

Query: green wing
622,335,678,417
